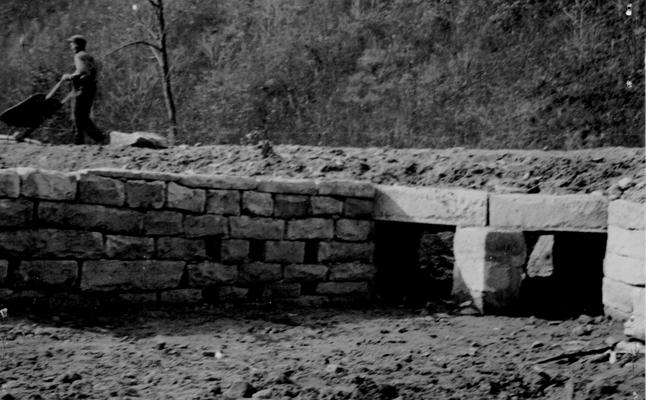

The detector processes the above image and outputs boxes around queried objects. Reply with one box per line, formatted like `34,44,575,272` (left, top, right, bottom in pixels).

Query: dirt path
0,143,644,202
0,306,643,400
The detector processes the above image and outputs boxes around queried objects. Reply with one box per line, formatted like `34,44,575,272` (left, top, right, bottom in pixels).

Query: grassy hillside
0,0,644,148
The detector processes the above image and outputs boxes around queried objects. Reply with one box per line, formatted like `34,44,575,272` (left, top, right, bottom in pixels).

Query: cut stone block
0,229,105,259
20,169,76,200
0,260,7,284
489,194,608,231
81,260,185,291
184,214,228,237
77,174,125,206
344,198,373,218
317,180,375,198
264,241,305,264
624,315,645,341
602,277,634,315
239,262,282,282
0,199,33,227
257,178,317,194
14,260,78,288
242,192,273,216
157,237,206,260
335,219,371,241
167,182,206,212
603,251,645,286
329,263,376,281
219,286,249,300
316,281,369,295
221,240,250,263
318,242,374,263
374,185,487,226
311,196,344,216
188,262,237,286
286,219,334,240
84,168,180,182
284,264,329,282
206,190,241,215
143,211,184,235
526,235,554,278
274,195,310,218
452,227,526,313
179,174,258,190
105,235,154,259
264,283,301,298
125,180,165,209
608,200,645,230
606,226,645,259
230,216,284,240
281,295,329,307
0,169,20,198
159,289,203,304
38,202,142,234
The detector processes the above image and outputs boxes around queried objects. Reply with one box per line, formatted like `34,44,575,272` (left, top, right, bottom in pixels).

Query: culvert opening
520,231,606,318
374,221,454,307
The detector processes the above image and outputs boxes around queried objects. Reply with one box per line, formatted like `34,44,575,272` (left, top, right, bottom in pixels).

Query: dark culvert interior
374,221,454,307
520,232,607,319
375,222,607,318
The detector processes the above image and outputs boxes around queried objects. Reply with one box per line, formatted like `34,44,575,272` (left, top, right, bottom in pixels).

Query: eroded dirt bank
0,306,643,400
1,143,644,202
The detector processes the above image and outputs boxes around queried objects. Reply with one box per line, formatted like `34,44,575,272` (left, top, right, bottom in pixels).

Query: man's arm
62,53,92,82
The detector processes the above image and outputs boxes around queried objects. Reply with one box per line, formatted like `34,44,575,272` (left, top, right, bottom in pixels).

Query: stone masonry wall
602,200,645,336
0,168,376,306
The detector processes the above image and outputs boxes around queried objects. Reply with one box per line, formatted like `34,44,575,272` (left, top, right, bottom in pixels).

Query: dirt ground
0,305,644,400
0,142,644,399
0,142,644,202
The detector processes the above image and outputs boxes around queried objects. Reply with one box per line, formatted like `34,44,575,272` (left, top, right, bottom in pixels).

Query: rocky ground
0,305,644,400
0,142,644,202
0,141,644,399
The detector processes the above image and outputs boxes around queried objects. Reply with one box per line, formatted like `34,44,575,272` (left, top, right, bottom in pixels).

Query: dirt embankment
0,143,644,202
0,306,644,400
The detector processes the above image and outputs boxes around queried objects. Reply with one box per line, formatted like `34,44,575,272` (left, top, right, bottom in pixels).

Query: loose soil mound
1,143,644,201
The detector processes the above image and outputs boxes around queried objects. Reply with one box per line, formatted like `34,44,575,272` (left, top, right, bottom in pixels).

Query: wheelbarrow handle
45,77,67,100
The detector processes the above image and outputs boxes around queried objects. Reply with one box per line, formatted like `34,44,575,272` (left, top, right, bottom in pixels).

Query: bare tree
108,0,177,145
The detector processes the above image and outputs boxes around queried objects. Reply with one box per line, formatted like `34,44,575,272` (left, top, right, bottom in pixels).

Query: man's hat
67,35,86,47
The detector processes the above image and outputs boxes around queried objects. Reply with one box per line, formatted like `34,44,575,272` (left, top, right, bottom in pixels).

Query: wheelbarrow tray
0,93,63,128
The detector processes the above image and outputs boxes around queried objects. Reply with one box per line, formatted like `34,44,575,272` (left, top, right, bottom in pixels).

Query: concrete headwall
0,168,376,306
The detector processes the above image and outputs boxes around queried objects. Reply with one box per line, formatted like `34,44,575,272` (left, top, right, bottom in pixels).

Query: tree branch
104,40,162,58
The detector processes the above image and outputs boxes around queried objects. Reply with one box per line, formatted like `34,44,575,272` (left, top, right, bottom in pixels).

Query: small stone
530,341,544,349
251,388,273,399
571,324,593,336
325,364,344,374
604,336,620,347
156,341,166,350
224,380,256,399
617,177,633,190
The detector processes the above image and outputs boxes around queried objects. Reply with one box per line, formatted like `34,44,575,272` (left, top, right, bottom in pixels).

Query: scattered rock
251,388,273,399
530,341,544,349
571,324,593,336
224,380,256,399
58,372,82,384
617,177,634,190
108,131,168,149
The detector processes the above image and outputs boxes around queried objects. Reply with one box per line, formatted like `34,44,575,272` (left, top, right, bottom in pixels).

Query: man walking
62,34,105,144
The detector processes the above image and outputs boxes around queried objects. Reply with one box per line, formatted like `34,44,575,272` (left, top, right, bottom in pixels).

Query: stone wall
0,168,643,325
602,200,645,336
0,168,376,306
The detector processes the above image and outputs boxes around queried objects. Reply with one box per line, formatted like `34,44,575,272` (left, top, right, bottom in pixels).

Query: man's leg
71,98,85,144
74,94,104,144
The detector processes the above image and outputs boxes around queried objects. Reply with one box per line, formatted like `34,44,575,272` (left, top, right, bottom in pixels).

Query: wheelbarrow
0,78,72,130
